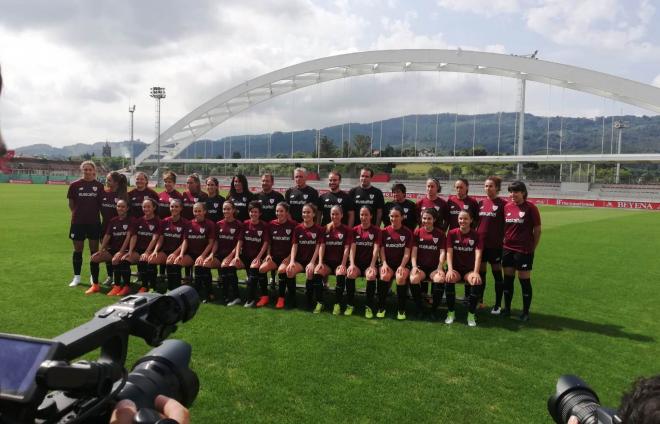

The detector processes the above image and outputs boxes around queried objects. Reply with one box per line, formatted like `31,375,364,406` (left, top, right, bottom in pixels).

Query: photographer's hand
568,417,579,424
110,395,190,424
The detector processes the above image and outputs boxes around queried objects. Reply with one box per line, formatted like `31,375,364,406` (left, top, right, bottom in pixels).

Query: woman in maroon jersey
99,171,128,286
128,172,159,218
231,201,270,308
476,176,508,314
173,202,216,302
501,181,541,322
416,178,449,230
259,202,297,309
148,199,189,290
286,203,323,311
203,200,243,305
378,205,413,320
315,205,352,316
123,198,161,293
347,206,381,318
410,208,446,318
157,171,183,219
67,160,105,288
181,173,208,220
445,210,484,327
90,199,132,296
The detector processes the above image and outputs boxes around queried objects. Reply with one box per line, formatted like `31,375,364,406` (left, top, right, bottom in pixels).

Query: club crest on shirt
368,233,374,240
463,205,469,210
285,229,291,235
193,197,199,202
257,230,263,236
404,208,409,213
270,198,275,204
214,203,219,208
507,212,511,216
356,195,360,198
149,225,155,231
434,206,439,210
325,198,330,202
290,195,295,199
337,198,342,203
519,211,525,218
454,239,459,244
92,186,97,192
230,228,236,234
78,187,83,191
369,194,374,199
399,235,405,241
433,237,438,244
200,228,205,234
176,227,182,233
303,194,308,199
338,233,343,240
493,205,499,211
469,239,474,246
311,233,316,239
122,224,128,230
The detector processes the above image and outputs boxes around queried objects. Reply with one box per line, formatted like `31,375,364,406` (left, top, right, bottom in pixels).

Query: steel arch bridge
135,49,660,167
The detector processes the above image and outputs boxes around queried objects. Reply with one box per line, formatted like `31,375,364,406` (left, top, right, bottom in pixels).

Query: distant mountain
15,140,148,159
15,112,660,160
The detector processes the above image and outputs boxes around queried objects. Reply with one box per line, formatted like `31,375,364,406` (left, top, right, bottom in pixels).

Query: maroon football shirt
268,219,297,261
413,226,446,270
240,220,270,260
105,215,132,253
100,190,119,230
416,196,449,229
447,195,479,230
477,197,507,249
446,227,483,273
322,224,353,266
157,189,183,219
128,187,159,218
159,217,189,254
185,218,216,257
215,219,243,259
67,178,104,224
133,216,160,252
182,190,208,220
352,224,381,269
381,225,413,268
293,223,323,265
503,201,541,254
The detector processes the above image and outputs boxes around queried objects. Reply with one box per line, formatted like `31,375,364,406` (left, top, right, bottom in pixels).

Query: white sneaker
102,276,114,287
490,306,501,315
467,313,477,327
227,298,242,307
69,275,81,287
444,311,455,325
243,300,255,308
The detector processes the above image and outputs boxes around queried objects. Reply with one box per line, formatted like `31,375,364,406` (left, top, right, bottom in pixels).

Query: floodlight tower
129,104,136,172
614,120,628,184
150,86,166,186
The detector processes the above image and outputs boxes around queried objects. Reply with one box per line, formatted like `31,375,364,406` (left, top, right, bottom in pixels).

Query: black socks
72,251,83,275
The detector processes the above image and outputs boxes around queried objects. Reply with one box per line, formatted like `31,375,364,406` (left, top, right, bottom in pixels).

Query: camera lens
548,375,601,424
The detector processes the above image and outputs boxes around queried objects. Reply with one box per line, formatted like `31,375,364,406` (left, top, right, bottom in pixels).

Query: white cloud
437,0,520,16
653,74,660,87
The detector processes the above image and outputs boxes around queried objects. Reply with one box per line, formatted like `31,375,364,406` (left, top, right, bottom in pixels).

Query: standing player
349,168,385,227
347,206,381,318
259,202,297,309
382,183,417,231
123,198,161,293
128,172,158,218
204,201,243,305
285,168,319,223
416,178,449,230
256,172,284,223
90,199,132,296
232,201,270,308
181,174,208,220
315,205,352,315
410,208,446,318
445,210,484,327
148,199,189,290
204,177,226,224
227,173,254,221
477,176,507,313
67,160,105,288
378,206,413,320
318,170,354,227
286,203,323,310
176,202,216,302
100,171,128,286
502,181,541,321
157,171,183,219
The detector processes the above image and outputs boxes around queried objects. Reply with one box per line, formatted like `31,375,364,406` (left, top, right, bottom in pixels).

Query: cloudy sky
1,0,659,149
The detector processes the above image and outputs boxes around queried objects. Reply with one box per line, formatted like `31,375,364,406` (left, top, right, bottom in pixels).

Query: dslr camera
548,375,622,424
0,286,200,423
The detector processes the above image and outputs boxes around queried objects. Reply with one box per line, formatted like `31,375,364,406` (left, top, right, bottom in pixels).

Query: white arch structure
135,49,660,167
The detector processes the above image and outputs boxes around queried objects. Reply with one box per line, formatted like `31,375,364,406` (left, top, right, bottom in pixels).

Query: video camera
0,286,200,423
548,375,622,424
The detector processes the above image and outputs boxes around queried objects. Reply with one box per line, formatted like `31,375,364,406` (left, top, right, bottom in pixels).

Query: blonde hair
80,160,96,171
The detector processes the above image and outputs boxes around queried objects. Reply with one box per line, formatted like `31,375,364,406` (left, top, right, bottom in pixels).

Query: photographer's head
619,375,660,424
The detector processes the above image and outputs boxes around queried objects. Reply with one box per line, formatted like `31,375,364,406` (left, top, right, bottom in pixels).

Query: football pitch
0,184,658,423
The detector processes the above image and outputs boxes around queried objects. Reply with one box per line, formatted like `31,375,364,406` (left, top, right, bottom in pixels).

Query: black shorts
272,254,288,265
324,260,342,273
69,223,102,241
482,248,503,264
415,265,437,279
502,249,534,271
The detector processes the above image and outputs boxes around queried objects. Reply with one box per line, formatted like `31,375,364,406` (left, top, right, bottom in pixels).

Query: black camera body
548,375,623,424
0,286,200,423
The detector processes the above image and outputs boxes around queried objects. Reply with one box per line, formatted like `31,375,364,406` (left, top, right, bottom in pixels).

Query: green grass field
0,184,659,423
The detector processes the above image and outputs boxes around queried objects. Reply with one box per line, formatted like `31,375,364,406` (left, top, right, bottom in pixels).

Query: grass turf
0,184,659,423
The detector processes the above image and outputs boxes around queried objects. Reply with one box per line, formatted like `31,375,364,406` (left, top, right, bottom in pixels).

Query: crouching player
445,210,483,326
410,208,446,318
123,198,160,293
90,199,132,296
347,206,381,318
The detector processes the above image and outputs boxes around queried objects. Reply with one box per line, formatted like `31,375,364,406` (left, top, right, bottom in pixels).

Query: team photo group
67,162,541,327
